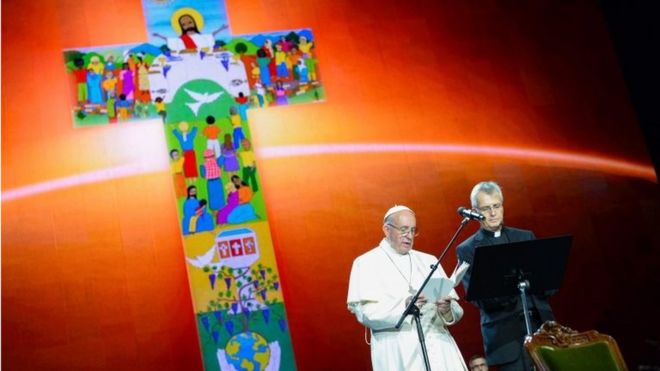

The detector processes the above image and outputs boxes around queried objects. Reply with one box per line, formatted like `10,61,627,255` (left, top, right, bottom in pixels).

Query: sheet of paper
421,277,454,303
419,261,470,302
450,261,470,283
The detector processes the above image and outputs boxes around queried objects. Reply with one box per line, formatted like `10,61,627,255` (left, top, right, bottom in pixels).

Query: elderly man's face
476,192,504,232
383,210,417,254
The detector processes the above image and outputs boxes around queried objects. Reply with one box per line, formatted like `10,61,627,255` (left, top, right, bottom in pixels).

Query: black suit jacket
456,226,555,365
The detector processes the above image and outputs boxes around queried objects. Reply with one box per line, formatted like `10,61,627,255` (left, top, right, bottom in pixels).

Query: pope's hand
435,296,453,314
406,293,428,307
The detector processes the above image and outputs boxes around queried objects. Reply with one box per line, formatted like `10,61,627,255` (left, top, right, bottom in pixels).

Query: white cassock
347,239,468,371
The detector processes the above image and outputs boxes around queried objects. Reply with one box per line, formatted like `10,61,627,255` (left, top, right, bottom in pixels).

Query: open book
421,261,470,302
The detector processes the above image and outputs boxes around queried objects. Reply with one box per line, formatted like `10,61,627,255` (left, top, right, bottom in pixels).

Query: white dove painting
186,245,218,269
185,88,224,116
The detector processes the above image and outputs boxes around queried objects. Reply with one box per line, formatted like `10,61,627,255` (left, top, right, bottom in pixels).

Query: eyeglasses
386,223,419,237
477,203,502,213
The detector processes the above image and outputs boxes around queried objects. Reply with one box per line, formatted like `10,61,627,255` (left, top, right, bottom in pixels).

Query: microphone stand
516,271,533,336
395,216,472,371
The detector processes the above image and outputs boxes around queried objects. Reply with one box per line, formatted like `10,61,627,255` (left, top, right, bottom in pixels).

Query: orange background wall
3,0,660,370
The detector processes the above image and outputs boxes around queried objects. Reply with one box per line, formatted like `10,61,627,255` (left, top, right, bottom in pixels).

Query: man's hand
435,296,453,315
406,293,428,307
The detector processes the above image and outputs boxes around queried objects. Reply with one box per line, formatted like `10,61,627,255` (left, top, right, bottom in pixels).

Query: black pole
517,276,533,336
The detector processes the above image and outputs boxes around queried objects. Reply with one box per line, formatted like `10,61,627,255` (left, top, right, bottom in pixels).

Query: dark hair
468,354,486,363
206,115,216,124
178,15,200,33
186,185,197,198
169,149,179,157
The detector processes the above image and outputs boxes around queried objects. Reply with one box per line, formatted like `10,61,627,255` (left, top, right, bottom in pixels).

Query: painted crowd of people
169,112,260,235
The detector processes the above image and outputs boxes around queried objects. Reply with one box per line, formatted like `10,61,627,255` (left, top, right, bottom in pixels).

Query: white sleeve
167,37,185,52
441,299,464,326
347,257,411,330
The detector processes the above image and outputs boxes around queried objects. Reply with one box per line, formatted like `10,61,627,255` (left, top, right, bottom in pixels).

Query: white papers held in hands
421,261,470,302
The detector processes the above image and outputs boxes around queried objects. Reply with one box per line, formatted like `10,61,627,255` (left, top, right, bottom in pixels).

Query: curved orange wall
3,0,659,369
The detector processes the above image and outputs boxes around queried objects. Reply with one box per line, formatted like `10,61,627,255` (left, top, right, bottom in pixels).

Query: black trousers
495,310,542,371
497,350,535,371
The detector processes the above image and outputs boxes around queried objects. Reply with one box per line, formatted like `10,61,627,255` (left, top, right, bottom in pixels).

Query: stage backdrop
3,0,660,370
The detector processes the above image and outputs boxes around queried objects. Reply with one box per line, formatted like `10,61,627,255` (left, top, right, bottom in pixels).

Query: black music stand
465,235,572,335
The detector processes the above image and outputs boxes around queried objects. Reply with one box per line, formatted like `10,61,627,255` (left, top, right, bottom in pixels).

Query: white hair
470,181,503,208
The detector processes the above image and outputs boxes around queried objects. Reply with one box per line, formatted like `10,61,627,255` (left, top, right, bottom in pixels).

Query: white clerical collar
481,227,504,238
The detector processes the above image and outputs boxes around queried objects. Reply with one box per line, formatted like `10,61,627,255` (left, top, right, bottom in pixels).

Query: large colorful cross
62,1,323,369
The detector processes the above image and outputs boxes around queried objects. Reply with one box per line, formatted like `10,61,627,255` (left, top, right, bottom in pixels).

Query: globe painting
225,332,271,371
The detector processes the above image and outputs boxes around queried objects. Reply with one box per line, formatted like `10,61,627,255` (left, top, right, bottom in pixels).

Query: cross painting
62,0,324,369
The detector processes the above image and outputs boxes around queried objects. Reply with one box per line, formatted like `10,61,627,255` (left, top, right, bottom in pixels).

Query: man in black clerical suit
457,181,554,371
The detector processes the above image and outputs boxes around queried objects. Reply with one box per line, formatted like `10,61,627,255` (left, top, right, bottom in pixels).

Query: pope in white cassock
347,205,468,370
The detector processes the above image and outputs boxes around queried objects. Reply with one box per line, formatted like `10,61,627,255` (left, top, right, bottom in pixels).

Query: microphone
457,207,485,221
